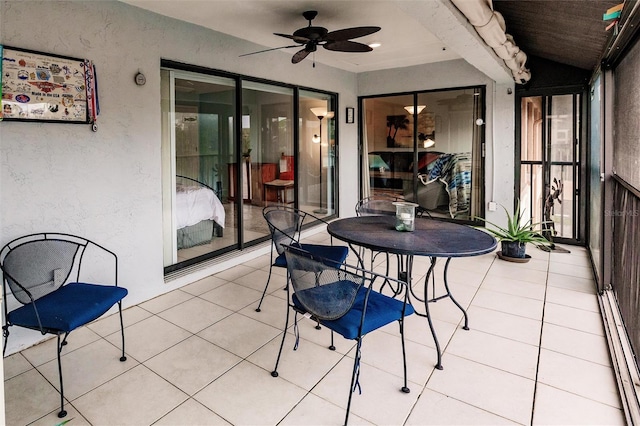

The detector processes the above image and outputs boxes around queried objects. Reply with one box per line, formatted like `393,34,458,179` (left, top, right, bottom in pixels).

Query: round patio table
327,215,497,369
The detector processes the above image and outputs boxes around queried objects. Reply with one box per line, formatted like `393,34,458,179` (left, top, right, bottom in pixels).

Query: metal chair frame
255,205,346,312
271,244,414,426
0,232,127,418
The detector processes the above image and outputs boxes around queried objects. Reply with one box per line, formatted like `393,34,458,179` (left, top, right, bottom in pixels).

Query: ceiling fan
240,10,381,66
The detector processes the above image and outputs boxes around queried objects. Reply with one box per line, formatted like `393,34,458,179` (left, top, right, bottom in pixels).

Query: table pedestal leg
400,256,443,370
442,258,469,330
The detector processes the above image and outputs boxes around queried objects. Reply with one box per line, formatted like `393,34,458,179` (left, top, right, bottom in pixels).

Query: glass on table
393,201,418,232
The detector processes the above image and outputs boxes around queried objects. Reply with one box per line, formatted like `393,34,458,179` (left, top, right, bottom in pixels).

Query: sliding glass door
360,87,485,221
161,64,338,273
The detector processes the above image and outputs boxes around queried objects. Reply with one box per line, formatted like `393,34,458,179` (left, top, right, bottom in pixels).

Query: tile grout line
402,253,498,425
529,255,551,425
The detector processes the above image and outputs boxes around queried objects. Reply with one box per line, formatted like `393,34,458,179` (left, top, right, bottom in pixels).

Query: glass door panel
241,82,294,240
520,163,544,227
518,93,581,243
521,97,543,162
361,94,413,199
547,94,579,239
162,63,340,273
300,90,337,217
361,88,484,221
588,75,602,282
162,70,237,270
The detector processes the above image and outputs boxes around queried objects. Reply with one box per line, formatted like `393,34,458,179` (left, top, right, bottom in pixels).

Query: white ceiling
121,0,468,73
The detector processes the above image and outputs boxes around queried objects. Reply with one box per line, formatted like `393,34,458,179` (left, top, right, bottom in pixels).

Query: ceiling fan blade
323,40,373,53
239,45,301,57
325,26,381,41
274,32,309,44
291,49,311,64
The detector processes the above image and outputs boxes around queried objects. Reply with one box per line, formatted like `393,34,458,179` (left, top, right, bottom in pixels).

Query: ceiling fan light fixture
368,42,382,48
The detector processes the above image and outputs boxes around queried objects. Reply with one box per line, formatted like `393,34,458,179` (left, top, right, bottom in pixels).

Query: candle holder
393,201,418,232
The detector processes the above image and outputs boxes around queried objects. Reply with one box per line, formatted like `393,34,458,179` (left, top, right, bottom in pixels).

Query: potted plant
476,199,551,261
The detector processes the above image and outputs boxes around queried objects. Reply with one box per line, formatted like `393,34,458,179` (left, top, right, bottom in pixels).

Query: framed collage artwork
1,46,97,125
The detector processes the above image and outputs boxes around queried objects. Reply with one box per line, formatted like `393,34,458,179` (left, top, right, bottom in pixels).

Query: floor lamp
311,107,334,214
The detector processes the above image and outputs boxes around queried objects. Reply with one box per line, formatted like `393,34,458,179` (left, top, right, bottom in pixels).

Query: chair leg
2,325,9,357
56,333,67,418
255,264,273,312
271,300,291,377
118,301,127,362
345,338,363,426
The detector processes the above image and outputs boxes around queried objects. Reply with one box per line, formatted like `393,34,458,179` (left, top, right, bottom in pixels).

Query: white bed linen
176,183,225,229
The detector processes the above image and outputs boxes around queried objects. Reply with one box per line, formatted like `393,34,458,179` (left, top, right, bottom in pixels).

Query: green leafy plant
475,199,552,245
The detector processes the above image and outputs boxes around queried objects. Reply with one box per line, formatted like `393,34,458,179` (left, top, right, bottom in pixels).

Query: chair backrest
0,233,116,305
284,245,363,320
263,207,304,256
355,196,397,216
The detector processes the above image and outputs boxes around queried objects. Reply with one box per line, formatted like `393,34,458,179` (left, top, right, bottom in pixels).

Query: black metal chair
355,195,432,218
271,245,415,426
355,195,401,273
354,196,398,216
0,233,128,418
255,206,349,312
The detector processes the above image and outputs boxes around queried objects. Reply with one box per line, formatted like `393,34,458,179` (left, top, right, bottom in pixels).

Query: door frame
515,86,588,245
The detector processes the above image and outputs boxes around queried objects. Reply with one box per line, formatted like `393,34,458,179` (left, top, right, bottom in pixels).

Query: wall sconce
312,134,321,143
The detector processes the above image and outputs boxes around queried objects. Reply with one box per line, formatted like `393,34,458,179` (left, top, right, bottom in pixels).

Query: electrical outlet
53,268,65,286
488,201,497,212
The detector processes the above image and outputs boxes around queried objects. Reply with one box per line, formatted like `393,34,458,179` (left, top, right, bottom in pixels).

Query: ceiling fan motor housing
293,26,328,41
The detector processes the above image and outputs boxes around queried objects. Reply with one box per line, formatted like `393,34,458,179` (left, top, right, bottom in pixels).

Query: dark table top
327,215,497,258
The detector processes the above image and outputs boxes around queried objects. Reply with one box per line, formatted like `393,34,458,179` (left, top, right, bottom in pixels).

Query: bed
176,175,225,249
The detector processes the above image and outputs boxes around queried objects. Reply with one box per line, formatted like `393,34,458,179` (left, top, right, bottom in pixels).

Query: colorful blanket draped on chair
428,152,472,218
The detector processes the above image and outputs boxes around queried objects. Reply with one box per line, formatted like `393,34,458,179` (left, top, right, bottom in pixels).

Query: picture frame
346,107,355,124
386,111,435,148
1,46,94,124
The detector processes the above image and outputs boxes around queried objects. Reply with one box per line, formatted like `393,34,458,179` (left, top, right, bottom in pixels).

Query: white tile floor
3,229,626,425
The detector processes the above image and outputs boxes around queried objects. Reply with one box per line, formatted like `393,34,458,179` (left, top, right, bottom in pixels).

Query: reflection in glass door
360,87,485,221
518,93,582,242
161,70,240,271
241,82,294,243
589,76,602,282
300,90,336,217
162,67,340,273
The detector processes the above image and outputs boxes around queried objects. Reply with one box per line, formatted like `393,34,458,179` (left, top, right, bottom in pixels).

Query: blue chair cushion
8,282,128,333
274,243,349,268
293,285,415,340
